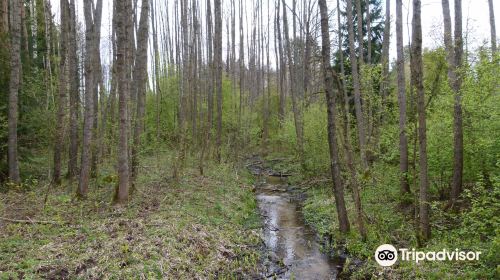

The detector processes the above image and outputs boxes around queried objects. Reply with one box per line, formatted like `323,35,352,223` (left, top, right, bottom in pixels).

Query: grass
0,151,262,279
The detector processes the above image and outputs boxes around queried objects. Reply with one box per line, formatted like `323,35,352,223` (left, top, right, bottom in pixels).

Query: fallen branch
0,216,63,225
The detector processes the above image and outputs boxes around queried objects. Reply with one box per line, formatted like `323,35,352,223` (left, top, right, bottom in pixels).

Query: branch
0,217,64,225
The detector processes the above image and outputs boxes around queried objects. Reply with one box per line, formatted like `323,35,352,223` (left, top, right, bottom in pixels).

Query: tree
77,0,102,198
396,0,410,196
53,0,69,184
114,0,132,204
214,0,222,162
488,0,496,54
8,0,22,184
411,0,430,241
450,0,464,207
380,0,390,102
282,0,305,167
346,0,368,169
131,0,149,186
67,0,79,179
319,0,351,234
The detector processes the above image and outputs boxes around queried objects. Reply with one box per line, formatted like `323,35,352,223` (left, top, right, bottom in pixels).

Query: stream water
255,174,342,279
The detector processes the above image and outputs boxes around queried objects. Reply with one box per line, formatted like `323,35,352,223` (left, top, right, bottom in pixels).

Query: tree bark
67,0,79,179
396,0,410,196
347,0,368,169
355,0,364,63
380,0,390,105
488,0,497,54
114,0,132,204
8,0,22,184
319,0,350,234
131,0,149,186
282,0,305,167
276,0,286,125
77,0,102,198
53,0,69,185
411,0,430,241
337,0,348,97
450,0,463,207
214,0,223,162
366,0,371,64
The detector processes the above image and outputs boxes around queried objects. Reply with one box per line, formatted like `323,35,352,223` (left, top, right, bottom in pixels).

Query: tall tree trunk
77,0,95,198
67,0,79,179
355,0,364,63
8,0,22,184
114,0,132,204
207,0,214,129
276,0,286,125
151,0,161,144
366,0,371,64
53,0,69,185
347,0,368,169
337,0,348,97
396,0,410,196
282,0,305,167
441,0,455,84
90,0,103,178
319,0,350,234
131,0,149,187
380,0,390,106
238,0,244,132
488,0,497,54
450,0,463,207
214,0,222,162
77,0,102,198
411,0,430,241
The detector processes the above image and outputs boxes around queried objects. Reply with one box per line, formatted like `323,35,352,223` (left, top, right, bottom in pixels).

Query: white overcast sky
50,0,499,78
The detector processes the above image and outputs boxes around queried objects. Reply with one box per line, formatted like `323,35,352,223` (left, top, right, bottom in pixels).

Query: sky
50,0,499,83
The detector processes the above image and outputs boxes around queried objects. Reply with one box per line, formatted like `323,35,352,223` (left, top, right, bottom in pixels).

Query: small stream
251,164,343,280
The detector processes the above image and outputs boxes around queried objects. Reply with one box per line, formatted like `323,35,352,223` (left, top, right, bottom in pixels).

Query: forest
0,0,498,278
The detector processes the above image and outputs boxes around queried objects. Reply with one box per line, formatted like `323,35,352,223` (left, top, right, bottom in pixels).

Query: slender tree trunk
8,0,22,184
380,0,390,105
366,0,371,64
77,0,95,198
282,0,305,167
442,0,455,83
319,0,350,234
347,0,368,169
90,0,103,178
488,0,497,54
411,0,430,241
214,0,222,162
396,0,410,197
67,0,79,179
337,0,348,97
77,0,102,198
450,0,464,207
53,0,69,185
131,0,149,187
276,0,286,125
355,0,364,63
114,0,132,204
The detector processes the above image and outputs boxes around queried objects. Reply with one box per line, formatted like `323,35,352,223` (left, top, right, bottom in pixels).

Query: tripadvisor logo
374,244,482,267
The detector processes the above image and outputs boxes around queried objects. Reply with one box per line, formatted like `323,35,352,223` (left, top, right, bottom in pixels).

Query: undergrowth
0,151,261,279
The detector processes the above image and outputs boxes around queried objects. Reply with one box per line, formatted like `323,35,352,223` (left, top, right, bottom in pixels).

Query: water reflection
256,177,338,280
